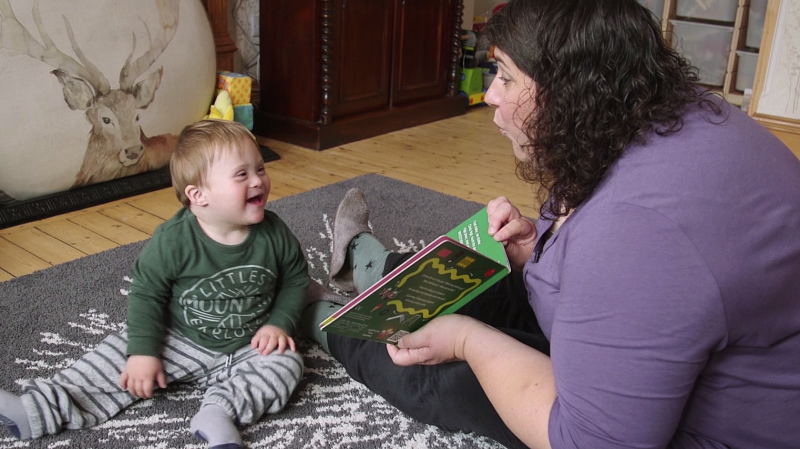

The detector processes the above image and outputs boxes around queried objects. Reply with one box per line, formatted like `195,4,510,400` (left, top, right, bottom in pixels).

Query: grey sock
349,233,390,293
300,301,343,353
0,389,31,440
190,405,242,449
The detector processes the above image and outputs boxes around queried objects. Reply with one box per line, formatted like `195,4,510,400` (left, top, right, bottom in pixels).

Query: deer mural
0,0,179,188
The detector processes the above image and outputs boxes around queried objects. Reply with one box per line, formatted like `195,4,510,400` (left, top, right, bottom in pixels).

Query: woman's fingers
387,315,479,366
493,217,536,242
487,196,523,236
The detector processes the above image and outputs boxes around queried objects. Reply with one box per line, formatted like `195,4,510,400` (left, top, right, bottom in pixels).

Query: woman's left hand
386,314,483,366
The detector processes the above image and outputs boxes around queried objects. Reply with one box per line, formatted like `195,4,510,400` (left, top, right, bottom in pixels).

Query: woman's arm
388,314,555,449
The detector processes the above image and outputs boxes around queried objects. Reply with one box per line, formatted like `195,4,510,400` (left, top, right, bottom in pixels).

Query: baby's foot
0,389,32,440
190,405,242,449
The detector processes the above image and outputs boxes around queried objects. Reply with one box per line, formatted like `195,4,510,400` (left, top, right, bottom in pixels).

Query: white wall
462,0,475,29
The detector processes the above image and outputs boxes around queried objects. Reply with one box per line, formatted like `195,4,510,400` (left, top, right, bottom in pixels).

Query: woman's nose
485,77,500,107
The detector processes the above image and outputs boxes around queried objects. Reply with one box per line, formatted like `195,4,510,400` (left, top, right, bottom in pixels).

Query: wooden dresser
254,0,467,150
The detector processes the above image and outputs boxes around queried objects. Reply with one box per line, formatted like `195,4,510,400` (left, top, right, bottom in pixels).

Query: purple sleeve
547,203,726,449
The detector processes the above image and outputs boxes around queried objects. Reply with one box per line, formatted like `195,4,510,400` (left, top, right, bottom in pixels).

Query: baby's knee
257,350,304,381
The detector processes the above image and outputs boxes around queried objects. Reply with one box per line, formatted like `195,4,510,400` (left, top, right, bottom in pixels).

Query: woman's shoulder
612,101,798,207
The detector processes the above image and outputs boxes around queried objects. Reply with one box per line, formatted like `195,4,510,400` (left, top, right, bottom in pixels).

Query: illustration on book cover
321,208,510,344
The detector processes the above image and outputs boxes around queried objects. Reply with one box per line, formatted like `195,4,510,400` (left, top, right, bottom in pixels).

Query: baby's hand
251,325,296,355
120,355,166,398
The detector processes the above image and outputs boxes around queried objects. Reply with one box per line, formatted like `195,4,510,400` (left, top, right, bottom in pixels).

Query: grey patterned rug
0,174,505,448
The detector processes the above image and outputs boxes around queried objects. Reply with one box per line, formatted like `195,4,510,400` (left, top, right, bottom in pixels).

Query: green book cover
320,207,510,345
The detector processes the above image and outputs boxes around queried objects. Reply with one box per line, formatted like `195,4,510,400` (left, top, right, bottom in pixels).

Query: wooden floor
0,106,538,281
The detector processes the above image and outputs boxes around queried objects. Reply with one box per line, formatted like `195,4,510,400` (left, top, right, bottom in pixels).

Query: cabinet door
391,0,452,105
330,0,394,118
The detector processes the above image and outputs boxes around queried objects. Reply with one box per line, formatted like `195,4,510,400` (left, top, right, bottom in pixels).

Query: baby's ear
185,185,207,207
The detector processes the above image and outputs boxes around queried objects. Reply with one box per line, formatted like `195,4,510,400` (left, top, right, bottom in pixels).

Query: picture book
320,207,510,345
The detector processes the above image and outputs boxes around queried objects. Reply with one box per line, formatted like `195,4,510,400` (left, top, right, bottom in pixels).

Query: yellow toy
204,90,234,121
217,71,252,105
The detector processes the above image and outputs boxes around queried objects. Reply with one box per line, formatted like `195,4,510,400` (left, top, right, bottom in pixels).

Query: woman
301,1,800,448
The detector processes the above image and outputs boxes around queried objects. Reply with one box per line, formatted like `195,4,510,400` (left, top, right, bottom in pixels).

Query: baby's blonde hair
170,120,259,207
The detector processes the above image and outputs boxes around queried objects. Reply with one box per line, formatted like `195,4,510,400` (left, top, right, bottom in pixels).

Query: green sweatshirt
126,208,309,357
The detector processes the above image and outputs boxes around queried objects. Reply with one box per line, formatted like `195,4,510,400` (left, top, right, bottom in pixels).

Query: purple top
524,101,800,449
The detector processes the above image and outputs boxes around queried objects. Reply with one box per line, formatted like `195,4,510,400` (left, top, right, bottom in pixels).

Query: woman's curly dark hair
482,0,724,219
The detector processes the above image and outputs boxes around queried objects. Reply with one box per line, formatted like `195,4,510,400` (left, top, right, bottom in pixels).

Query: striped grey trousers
19,330,303,439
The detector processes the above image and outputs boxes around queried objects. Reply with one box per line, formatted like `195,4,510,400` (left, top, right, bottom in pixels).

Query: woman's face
485,48,536,162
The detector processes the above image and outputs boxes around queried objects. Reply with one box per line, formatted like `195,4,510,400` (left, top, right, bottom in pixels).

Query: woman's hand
120,355,167,398
388,313,556,449
487,196,538,270
387,314,484,366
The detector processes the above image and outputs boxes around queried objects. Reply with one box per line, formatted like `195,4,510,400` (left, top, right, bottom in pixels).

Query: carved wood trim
203,0,237,72
321,0,333,125
447,0,463,97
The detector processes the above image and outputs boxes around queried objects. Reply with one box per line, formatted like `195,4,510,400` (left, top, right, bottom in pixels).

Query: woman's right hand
487,196,538,270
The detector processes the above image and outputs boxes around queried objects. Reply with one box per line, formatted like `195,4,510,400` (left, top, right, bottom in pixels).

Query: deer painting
0,0,180,188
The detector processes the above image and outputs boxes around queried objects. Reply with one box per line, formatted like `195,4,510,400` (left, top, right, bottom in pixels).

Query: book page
446,207,509,268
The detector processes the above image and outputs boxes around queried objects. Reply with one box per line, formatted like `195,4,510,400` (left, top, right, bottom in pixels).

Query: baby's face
201,140,270,227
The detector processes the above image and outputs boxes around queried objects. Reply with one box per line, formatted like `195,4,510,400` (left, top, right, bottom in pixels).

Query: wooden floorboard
0,236,52,277
98,204,166,235
1,227,87,265
127,190,183,220
67,212,152,246
35,219,119,256
0,106,538,280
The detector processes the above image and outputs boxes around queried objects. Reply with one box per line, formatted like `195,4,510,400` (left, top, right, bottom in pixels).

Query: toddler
0,120,309,448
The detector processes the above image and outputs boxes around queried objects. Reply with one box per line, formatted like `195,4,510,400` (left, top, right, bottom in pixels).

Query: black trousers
329,252,550,449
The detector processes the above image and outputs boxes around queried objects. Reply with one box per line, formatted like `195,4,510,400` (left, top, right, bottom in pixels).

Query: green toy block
459,67,484,95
